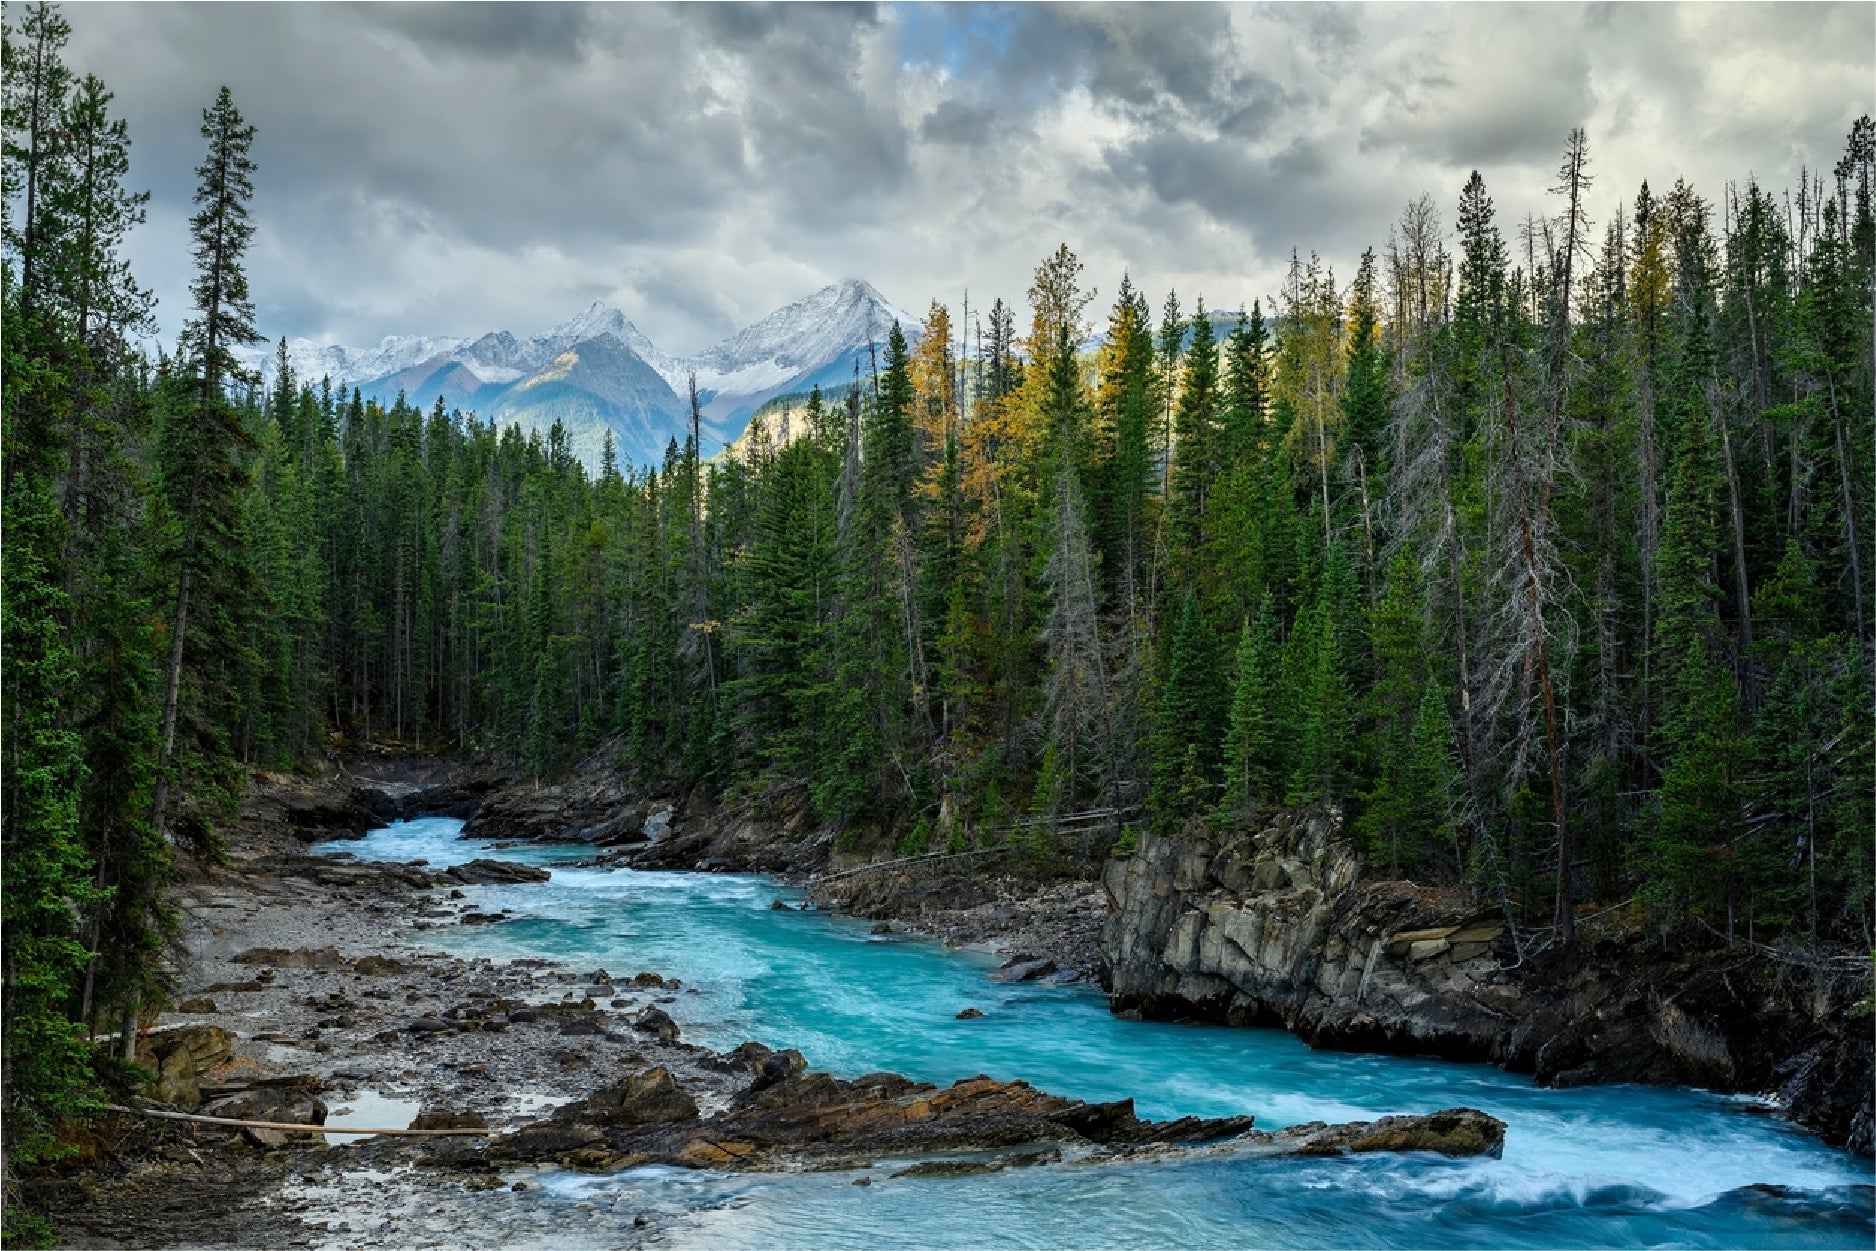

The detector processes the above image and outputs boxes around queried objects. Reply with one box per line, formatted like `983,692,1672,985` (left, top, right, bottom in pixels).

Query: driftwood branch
107,1103,491,1137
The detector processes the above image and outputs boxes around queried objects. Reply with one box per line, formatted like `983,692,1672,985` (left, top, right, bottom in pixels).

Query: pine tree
149,86,262,868
1149,592,1223,833
1221,592,1284,811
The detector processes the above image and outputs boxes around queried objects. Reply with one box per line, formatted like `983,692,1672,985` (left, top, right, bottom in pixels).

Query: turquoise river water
315,817,1874,1249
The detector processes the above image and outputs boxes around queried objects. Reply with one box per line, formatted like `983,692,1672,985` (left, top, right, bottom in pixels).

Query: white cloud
53,2,1875,356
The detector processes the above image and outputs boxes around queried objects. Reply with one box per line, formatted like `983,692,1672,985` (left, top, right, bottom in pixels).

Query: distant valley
239,279,920,469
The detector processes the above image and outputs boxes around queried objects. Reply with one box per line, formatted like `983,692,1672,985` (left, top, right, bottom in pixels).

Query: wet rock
891,1148,1060,1178
1253,1108,1506,1158
352,955,405,976
406,1018,454,1034
956,1008,984,1020
749,1048,807,1092
771,899,793,911
442,859,551,886
631,1007,680,1046
553,1068,699,1129
488,1120,609,1165
483,1056,1498,1179
991,957,1057,984
700,1041,774,1074
870,922,893,935
631,972,666,988
559,1014,610,1037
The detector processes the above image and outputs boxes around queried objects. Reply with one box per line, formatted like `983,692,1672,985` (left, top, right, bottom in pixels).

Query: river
315,817,1874,1249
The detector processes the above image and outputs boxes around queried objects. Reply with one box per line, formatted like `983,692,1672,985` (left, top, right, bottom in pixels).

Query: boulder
700,1041,774,1073
631,1006,680,1046
956,1008,985,1020
200,1084,328,1148
176,997,218,1014
750,1048,808,1092
1259,1107,1506,1158
443,859,551,885
554,1068,699,1129
136,1024,235,1109
991,957,1057,984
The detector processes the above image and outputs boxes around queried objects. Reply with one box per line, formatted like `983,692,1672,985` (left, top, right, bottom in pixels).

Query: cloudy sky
61,1,1875,355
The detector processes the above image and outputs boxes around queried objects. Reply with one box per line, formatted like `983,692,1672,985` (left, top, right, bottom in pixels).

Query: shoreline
28,784,1439,1249
26,762,1869,1247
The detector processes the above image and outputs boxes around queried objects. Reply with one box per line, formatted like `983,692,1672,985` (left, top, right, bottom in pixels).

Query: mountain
681,279,919,424
239,279,921,469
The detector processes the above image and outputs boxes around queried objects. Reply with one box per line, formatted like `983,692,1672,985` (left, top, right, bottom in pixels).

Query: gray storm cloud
57,1,1875,355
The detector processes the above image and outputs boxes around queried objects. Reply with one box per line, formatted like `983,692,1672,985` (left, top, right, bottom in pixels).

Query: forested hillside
3,0,1871,1196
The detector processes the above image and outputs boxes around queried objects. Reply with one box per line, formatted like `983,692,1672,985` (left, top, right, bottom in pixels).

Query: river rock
956,1008,984,1020
200,1084,328,1148
632,1006,681,1045
992,957,1057,983
442,859,551,885
551,1068,699,1128
1253,1108,1506,1158
700,1041,775,1073
750,1048,808,1092
891,1148,1060,1178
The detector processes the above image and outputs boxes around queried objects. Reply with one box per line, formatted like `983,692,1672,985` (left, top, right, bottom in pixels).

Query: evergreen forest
4,1,1872,1188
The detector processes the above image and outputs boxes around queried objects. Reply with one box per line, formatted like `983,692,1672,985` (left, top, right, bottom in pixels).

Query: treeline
274,129,1874,960
3,0,269,1193
3,0,1872,1197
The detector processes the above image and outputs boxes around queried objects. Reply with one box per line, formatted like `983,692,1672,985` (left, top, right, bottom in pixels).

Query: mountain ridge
238,279,921,469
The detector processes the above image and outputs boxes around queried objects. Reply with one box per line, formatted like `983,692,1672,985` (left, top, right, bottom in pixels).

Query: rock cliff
1101,806,1872,1154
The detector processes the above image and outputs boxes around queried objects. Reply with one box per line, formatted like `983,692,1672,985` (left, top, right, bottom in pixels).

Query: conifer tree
150,86,262,865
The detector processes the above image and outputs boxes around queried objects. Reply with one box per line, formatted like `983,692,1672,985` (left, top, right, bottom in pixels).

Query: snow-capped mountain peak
237,278,921,468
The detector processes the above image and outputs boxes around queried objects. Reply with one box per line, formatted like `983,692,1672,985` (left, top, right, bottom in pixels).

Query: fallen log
107,1103,491,1137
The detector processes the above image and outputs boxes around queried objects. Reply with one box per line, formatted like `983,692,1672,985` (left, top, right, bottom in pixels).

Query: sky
55,1,1876,357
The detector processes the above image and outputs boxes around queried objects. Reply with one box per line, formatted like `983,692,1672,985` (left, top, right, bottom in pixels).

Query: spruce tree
150,86,262,861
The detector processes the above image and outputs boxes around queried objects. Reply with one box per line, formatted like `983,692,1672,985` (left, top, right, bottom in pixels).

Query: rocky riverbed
375,750,1876,1158
26,768,1510,1249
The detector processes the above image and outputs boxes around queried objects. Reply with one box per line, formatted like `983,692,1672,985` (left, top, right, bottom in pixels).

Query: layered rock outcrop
482,1055,1502,1174
1102,806,1873,1154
